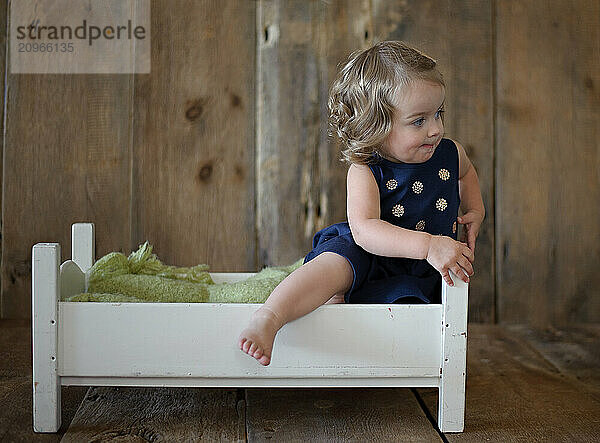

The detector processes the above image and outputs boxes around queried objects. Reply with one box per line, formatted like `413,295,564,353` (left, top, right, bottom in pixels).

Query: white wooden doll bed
32,222,468,433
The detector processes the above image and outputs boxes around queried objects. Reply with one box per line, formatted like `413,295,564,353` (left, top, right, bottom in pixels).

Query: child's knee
324,293,346,304
317,252,353,292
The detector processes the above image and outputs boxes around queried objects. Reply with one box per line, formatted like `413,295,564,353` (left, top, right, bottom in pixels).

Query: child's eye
412,118,425,127
435,109,445,119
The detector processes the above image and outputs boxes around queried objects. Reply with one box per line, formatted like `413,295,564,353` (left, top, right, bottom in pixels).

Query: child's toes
238,337,247,350
242,340,252,353
248,342,258,355
253,348,264,359
258,354,270,366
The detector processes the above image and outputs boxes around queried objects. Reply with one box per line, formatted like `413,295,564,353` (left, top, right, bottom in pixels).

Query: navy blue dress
304,138,461,304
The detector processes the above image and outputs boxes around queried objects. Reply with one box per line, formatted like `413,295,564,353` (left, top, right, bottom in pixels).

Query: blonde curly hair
328,41,444,165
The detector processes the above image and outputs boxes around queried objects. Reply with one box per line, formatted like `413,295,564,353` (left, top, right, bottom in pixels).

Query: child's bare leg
324,292,345,304
238,252,353,366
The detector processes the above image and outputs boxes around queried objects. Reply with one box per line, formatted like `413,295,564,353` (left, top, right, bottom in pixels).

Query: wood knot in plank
185,98,207,122
234,164,245,181
197,162,213,183
10,260,31,284
230,92,242,108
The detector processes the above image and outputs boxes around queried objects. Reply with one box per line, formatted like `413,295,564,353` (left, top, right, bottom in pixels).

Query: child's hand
426,235,474,286
457,210,484,254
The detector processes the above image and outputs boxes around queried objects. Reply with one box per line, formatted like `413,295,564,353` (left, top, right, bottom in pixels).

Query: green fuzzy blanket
65,241,303,303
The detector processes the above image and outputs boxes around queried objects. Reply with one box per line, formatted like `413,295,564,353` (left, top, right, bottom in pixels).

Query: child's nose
428,119,442,137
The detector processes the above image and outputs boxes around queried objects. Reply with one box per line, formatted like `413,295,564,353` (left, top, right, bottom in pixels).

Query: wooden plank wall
495,0,600,327
131,1,256,271
1,0,598,326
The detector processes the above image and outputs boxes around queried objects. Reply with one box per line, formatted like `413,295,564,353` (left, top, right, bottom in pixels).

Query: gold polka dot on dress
439,168,450,180
412,181,424,194
436,198,448,211
392,203,404,217
386,179,398,190
452,221,457,233
416,220,426,231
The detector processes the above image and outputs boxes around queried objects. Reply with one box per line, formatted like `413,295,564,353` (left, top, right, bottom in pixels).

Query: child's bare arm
346,164,473,284
453,140,485,253
346,164,431,259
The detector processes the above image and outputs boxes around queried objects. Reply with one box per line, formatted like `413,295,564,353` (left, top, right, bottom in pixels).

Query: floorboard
507,324,600,394
417,323,600,442
0,319,86,442
245,388,441,441
61,386,245,442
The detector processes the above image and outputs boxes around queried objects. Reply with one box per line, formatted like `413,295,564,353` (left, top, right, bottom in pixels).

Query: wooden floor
2,319,599,442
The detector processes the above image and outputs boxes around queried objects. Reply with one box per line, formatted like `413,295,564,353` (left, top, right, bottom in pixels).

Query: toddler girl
238,40,485,366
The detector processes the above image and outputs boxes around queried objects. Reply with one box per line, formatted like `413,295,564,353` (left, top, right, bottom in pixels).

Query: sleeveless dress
303,138,461,304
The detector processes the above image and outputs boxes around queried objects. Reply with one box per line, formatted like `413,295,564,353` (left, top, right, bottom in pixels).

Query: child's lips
421,139,440,149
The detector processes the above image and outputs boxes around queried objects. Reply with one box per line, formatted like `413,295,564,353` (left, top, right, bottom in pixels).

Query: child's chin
419,146,435,159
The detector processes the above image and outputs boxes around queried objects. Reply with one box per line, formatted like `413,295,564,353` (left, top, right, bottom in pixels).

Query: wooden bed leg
32,243,61,433
438,271,468,433
71,222,95,274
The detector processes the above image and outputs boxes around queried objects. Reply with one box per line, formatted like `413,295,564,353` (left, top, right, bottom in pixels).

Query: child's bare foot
238,307,283,366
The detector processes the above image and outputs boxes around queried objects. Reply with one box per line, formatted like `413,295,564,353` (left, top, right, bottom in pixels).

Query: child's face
381,80,445,164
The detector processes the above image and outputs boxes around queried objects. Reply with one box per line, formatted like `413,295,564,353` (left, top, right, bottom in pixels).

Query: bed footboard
439,273,468,432
32,223,95,432
32,242,61,433
32,223,468,433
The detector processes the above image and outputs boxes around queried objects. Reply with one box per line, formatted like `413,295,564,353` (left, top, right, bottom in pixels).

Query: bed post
71,222,95,277
32,242,61,433
438,271,468,433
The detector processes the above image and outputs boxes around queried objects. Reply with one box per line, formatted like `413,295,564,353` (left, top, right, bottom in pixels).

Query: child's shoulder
347,162,378,180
